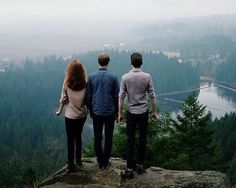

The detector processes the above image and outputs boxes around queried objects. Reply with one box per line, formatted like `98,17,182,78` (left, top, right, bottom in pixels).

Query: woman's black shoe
66,163,77,174
76,162,84,170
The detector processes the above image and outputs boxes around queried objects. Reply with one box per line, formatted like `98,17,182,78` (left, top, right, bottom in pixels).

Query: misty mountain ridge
135,14,236,57
1,14,236,62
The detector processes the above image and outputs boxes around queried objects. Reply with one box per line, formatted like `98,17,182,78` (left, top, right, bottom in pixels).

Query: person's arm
113,76,120,120
147,76,157,120
150,97,157,120
118,76,126,123
56,101,65,115
56,82,68,116
86,76,93,117
118,97,125,123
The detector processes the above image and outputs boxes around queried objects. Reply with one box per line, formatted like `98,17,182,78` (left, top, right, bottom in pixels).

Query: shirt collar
99,67,108,71
131,68,141,72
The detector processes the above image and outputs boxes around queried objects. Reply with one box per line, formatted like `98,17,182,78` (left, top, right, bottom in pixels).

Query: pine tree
173,92,215,169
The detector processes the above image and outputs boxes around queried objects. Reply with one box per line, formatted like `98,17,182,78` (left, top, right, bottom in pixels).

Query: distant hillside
134,14,236,58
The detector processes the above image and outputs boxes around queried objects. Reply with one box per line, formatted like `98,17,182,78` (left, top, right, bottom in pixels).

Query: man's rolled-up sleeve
147,75,156,99
119,76,127,99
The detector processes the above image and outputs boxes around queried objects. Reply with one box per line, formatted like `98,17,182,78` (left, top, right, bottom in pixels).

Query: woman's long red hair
65,60,86,91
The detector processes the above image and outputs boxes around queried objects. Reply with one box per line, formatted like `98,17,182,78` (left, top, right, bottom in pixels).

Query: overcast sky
1,0,236,20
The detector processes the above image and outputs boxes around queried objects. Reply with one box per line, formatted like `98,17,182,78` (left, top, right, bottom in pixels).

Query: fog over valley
1,0,236,62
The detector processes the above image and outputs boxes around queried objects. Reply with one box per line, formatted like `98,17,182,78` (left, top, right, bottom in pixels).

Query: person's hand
118,114,124,123
151,112,157,121
115,113,118,123
118,114,126,127
55,110,61,116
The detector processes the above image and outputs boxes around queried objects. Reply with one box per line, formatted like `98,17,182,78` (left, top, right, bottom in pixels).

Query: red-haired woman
56,60,87,173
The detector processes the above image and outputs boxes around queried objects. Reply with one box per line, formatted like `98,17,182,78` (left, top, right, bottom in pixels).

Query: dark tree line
209,112,236,183
216,52,236,84
76,50,200,93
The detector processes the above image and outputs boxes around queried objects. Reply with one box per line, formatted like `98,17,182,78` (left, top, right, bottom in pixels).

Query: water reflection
216,86,236,108
199,82,236,118
158,81,236,119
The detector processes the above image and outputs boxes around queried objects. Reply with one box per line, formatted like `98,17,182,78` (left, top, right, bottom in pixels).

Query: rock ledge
38,157,231,188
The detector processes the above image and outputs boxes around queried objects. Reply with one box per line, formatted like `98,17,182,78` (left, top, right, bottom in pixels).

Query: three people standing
57,52,157,178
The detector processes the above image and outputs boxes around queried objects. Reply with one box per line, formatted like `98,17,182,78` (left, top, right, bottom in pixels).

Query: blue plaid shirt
87,68,119,116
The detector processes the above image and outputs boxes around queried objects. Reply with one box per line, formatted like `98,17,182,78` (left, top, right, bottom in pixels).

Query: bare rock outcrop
38,157,231,188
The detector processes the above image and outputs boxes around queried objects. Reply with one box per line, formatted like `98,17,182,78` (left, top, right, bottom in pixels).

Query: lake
158,81,236,119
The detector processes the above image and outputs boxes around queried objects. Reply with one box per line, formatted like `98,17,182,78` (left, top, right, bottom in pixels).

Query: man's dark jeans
65,117,86,165
92,114,115,167
126,111,148,169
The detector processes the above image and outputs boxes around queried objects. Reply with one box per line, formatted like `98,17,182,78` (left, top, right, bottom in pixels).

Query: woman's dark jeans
65,117,86,165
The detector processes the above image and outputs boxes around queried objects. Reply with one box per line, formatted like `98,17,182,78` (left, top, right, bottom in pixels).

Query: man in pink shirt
118,52,157,179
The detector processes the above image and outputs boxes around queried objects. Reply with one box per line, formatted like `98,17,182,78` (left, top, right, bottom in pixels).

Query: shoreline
200,76,236,90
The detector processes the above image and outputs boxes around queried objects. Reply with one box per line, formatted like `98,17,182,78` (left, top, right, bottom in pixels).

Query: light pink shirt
60,82,87,119
119,69,156,114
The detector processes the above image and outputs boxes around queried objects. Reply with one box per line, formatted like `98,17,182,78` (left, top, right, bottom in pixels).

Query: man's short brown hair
98,53,110,66
131,52,143,68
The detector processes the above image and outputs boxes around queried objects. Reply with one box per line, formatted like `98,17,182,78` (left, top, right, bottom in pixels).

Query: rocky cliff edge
38,157,231,188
